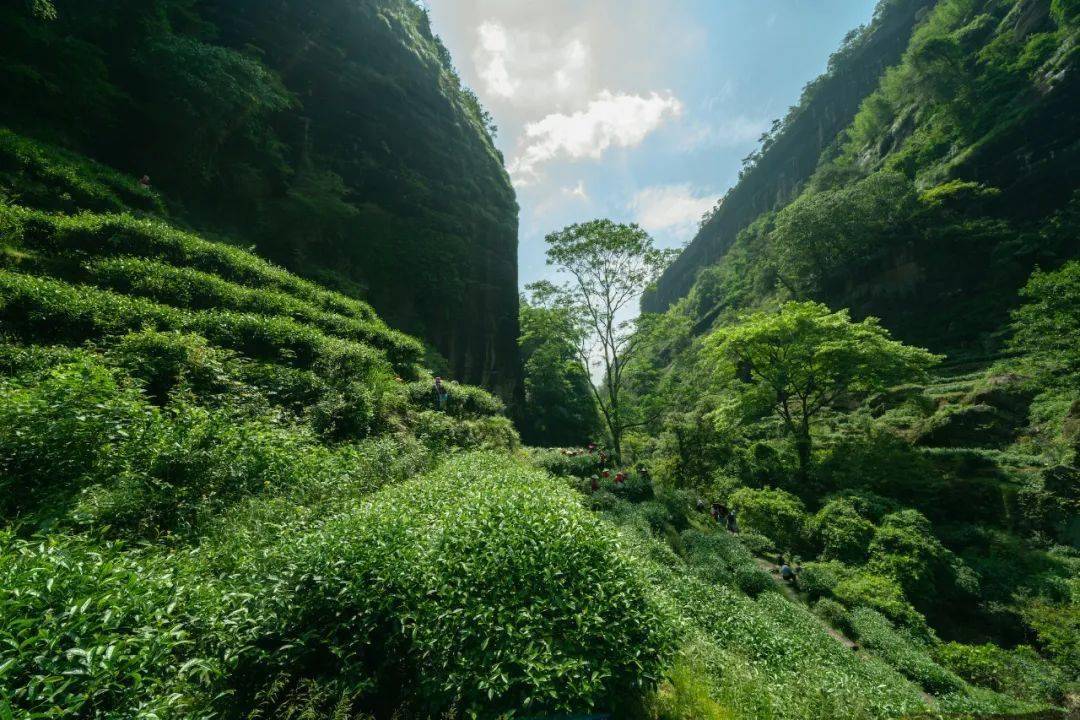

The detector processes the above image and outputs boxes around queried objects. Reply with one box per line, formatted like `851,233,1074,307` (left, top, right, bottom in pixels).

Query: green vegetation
568,7,1080,714
709,301,940,480
0,0,519,395
2,0,1079,716
530,220,676,458
518,288,600,447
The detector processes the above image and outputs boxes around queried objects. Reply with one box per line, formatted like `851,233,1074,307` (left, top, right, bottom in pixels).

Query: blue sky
426,1,879,290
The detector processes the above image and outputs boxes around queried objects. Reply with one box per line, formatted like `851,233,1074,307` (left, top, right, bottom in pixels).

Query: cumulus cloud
509,90,683,182
629,183,719,239
472,21,588,105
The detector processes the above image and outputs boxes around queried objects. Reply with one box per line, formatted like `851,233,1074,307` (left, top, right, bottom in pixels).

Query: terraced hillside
0,0,521,400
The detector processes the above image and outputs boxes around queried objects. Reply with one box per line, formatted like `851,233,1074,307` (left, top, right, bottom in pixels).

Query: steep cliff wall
0,0,521,400
644,0,935,313
207,0,521,400
643,0,1079,358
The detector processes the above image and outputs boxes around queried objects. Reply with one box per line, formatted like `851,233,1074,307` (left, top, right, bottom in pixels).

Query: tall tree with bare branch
535,220,676,459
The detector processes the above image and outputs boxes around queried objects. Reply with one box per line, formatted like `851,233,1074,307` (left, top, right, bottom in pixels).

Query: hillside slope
0,0,520,400
645,0,1079,357
645,0,936,312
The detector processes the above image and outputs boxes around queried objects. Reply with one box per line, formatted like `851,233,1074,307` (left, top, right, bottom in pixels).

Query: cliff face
0,0,521,401
643,0,1079,358
644,0,935,313
208,0,521,400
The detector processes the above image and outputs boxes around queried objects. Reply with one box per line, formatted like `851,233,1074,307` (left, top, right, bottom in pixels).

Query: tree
709,301,940,481
1010,260,1080,379
539,220,675,459
519,288,599,447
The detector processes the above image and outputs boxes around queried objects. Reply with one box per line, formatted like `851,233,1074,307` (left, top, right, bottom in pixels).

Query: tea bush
0,531,211,717
833,571,928,636
263,452,676,716
868,509,979,608
848,608,965,695
0,358,157,518
0,270,402,382
525,447,603,478
809,498,874,563
0,129,163,214
85,256,422,370
16,210,378,321
408,409,519,452
797,561,845,601
728,487,808,552
813,598,853,635
934,641,1066,704
405,377,505,418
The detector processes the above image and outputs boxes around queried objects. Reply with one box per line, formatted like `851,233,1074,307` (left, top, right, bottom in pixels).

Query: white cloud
475,22,518,99
629,183,719,239
563,180,589,200
510,90,683,182
472,21,589,105
678,115,769,151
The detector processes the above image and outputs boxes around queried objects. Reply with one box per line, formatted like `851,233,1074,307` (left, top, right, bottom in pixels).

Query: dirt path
751,557,858,650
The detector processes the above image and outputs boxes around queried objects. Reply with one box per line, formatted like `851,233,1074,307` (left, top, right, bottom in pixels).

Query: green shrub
649,653,733,720
408,410,519,453
869,509,978,607
798,561,845,601
526,447,603,478
1019,589,1080,678
814,598,853,635
108,329,235,402
736,531,777,557
734,565,776,597
19,211,379,322
849,608,965,695
656,565,929,719
935,642,1065,704
833,571,928,636
74,403,328,534
0,270,400,387
85,256,422,372
729,487,808,551
0,130,163,214
0,532,209,717
637,500,675,533
0,358,156,517
0,338,83,378
681,528,748,563
810,498,875,562
266,452,676,715
404,378,504,417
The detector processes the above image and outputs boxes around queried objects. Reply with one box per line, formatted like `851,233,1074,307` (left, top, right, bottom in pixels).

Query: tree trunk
795,432,812,483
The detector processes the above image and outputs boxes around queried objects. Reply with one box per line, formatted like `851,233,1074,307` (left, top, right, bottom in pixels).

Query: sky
424,1,880,291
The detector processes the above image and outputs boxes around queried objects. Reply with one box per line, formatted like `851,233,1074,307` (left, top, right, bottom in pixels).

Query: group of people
585,443,648,492
704,501,739,534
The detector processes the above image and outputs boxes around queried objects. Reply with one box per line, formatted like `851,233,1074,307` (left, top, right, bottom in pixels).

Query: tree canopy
709,301,941,479
519,288,600,447
540,219,676,458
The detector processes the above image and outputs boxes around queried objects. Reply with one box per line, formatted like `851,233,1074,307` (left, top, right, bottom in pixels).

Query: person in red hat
614,472,625,486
